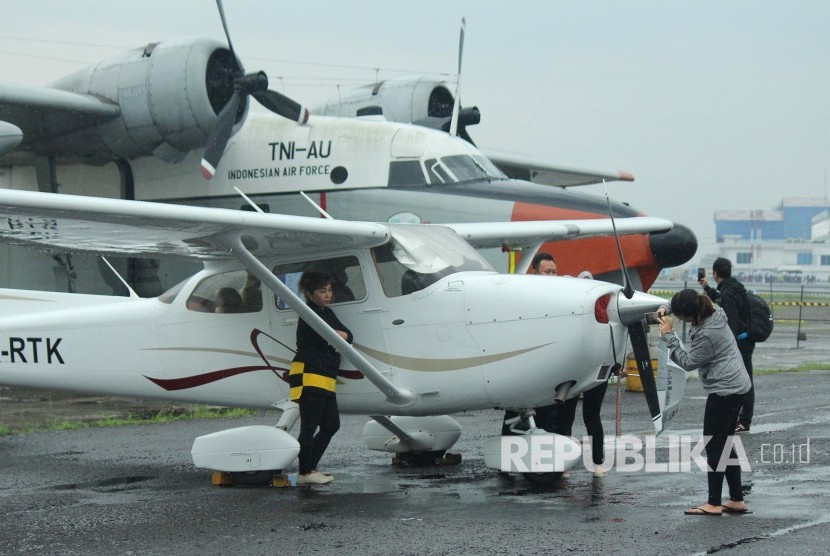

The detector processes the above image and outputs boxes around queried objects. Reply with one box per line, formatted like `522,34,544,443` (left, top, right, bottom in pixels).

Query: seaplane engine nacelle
318,77,455,123
50,38,241,164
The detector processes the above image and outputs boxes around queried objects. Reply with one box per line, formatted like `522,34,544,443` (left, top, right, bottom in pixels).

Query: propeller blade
628,320,663,433
200,91,241,179
203,0,309,180
252,90,310,124
449,17,465,137
215,0,243,73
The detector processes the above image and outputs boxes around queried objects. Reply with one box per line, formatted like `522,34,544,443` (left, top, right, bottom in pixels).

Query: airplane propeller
412,17,480,145
201,0,309,179
604,180,664,432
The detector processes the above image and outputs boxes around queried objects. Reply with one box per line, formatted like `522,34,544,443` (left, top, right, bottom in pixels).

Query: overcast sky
3,0,829,258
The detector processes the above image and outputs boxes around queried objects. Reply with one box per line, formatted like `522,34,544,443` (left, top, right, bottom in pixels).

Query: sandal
684,505,722,516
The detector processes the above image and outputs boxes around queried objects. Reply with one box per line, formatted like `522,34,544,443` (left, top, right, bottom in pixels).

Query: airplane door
377,279,487,412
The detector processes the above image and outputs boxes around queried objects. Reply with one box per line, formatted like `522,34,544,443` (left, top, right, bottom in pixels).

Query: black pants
703,392,746,506
737,341,755,427
298,393,340,474
550,381,609,465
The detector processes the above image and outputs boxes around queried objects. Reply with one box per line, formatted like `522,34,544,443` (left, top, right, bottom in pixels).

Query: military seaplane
0,3,697,298
0,186,678,484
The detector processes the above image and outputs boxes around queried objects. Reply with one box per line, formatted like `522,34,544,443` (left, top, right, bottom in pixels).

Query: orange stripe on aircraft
511,202,660,289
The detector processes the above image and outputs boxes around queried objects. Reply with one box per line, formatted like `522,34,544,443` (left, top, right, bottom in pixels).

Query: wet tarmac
2,321,829,555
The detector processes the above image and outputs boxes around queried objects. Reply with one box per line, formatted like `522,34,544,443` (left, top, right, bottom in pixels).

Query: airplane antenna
100,257,139,299
603,179,635,299
449,17,465,137
300,191,334,219
233,186,265,213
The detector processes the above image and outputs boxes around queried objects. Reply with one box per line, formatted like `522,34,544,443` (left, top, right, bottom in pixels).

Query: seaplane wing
0,83,121,161
481,148,635,187
446,217,673,250
0,189,389,260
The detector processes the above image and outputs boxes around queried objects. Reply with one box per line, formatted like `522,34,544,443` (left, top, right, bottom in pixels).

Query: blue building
710,198,830,282
715,198,830,243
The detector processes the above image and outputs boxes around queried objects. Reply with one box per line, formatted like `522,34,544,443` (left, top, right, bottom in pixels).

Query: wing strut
221,233,415,408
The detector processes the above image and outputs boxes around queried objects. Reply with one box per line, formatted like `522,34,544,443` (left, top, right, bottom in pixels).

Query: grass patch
8,405,256,436
756,362,830,375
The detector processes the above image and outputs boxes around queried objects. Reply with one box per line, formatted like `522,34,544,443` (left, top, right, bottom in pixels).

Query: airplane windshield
441,154,505,183
388,155,505,188
372,224,494,297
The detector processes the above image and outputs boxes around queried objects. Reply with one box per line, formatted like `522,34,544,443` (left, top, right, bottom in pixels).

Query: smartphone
645,312,661,325
697,267,706,280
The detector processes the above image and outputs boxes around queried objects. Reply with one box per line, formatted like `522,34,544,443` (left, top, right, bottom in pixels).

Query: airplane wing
0,82,120,157
481,148,635,187
445,217,672,250
0,189,389,259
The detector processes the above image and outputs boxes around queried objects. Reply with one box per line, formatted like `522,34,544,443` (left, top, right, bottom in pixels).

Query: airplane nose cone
649,222,697,269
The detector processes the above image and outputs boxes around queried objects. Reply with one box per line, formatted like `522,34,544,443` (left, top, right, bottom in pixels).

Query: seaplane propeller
412,17,481,145
200,0,309,179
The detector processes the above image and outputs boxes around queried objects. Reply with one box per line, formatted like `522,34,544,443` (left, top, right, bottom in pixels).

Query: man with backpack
699,257,755,433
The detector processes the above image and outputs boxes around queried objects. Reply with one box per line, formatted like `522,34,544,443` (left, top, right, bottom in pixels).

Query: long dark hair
670,288,715,326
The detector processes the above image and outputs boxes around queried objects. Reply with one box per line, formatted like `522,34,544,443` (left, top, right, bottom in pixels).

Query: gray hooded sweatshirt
661,307,751,396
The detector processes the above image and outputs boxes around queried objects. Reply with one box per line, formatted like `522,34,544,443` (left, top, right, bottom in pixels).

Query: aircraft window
186,270,263,314
424,158,449,184
271,255,366,311
372,224,494,297
472,155,507,179
158,277,189,304
388,160,428,187
441,154,502,183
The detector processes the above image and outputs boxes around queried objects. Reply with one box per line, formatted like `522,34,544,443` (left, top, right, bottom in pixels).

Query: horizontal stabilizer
483,148,634,187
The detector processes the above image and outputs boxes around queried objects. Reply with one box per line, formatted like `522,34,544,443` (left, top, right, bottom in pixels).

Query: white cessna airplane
0,187,677,485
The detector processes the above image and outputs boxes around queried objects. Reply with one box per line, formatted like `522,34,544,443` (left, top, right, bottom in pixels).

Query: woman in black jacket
289,271,353,485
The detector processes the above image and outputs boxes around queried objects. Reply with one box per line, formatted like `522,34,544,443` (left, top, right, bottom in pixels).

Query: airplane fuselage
0,250,629,415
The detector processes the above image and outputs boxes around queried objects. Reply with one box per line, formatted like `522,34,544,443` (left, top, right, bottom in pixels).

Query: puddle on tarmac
50,476,154,493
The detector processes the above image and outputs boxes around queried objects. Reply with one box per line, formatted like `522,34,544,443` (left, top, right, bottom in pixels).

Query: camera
697,267,706,280
644,312,662,325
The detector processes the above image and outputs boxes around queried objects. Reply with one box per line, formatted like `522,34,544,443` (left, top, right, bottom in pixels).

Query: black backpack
745,291,774,342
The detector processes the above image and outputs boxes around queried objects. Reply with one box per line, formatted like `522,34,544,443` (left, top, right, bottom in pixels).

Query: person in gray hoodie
657,289,752,516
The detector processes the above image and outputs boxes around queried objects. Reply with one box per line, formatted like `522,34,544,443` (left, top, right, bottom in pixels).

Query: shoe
684,505,722,516
735,423,750,433
592,465,607,478
297,471,333,485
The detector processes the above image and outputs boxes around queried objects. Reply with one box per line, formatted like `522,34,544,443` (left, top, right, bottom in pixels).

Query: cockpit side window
271,255,366,311
388,160,428,187
186,270,263,314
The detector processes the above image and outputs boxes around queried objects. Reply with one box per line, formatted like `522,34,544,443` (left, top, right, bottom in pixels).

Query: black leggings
703,392,746,506
737,341,755,427
298,393,340,474
549,381,609,465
